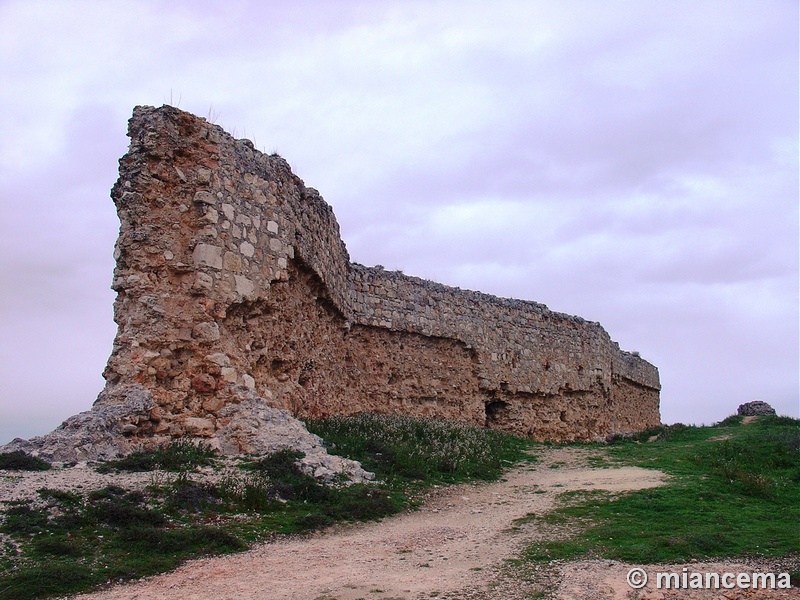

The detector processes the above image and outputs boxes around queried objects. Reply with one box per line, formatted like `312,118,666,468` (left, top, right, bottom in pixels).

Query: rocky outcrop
4,105,661,465
737,401,777,417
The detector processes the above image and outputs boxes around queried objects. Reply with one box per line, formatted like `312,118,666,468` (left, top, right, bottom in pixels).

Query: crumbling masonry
91,104,660,448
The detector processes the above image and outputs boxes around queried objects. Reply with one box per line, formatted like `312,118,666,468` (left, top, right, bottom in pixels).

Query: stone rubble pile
1,384,372,482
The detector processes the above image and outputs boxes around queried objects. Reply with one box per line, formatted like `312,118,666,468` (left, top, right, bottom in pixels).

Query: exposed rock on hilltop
737,400,777,417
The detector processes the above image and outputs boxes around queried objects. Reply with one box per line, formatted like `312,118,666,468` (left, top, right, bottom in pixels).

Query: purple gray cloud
0,0,797,443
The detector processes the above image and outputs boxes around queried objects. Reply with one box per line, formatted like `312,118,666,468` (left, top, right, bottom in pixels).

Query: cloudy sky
0,0,797,444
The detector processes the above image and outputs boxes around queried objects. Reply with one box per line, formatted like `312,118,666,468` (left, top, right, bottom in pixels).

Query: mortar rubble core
98,105,660,446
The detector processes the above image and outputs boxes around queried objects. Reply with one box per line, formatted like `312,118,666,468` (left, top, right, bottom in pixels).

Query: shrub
221,450,331,508
120,524,245,553
0,451,51,471
245,448,305,478
96,439,216,473
1,503,48,535
716,414,743,427
37,488,82,507
31,535,84,557
166,481,221,512
86,486,166,527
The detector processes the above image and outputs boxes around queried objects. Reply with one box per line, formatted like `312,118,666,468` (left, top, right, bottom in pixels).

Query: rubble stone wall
101,105,660,443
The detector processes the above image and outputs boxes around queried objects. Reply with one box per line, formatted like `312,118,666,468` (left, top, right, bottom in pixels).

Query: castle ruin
103,105,660,441
5,106,660,463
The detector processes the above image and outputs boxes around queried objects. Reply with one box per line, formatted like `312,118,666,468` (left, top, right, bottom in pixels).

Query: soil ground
59,445,796,599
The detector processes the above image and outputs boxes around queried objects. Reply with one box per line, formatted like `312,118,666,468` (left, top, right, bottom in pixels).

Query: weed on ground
522,415,800,566
305,412,533,484
0,416,532,599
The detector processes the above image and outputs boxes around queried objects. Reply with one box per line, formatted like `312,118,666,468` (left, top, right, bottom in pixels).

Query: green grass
521,415,800,565
0,484,247,600
0,415,532,599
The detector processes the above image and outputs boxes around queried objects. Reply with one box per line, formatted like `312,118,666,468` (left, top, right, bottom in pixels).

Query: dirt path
72,447,668,600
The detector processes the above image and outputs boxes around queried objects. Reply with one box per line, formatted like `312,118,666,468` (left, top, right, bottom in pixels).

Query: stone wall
99,105,660,444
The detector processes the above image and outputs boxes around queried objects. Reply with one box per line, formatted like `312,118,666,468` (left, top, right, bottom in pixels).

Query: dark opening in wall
485,399,510,428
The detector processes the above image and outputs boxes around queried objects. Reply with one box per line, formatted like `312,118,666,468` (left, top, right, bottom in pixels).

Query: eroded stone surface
737,400,776,417
3,105,661,468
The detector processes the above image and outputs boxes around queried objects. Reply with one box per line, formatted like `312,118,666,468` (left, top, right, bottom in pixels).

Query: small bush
37,488,82,507
120,524,245,554
295,512,335,530
219,450,331,509
90,500,166,528
607,426,665,445
216,472,276,511
86,486,166,527
1,503,48,535
0,451,50,471
166,481,221,512
96,439,216,473
326,486,398,521
716,414,743,427
246,448,305,479
608,423,698,445
31,535,84,557
763,415,800,428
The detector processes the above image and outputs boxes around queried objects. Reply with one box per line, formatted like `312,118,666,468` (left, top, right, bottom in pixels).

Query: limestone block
240,241,255,257
194,272,214,291
221,367,238,383
192,322,220,342
206,352,231,367
200,206,219,224
192,243,223,269
234,274,256,298
242,374,256,390
197,168,212,184
194,191,215,205
223,251,242,271
183,417,215,437
202,397,226,413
